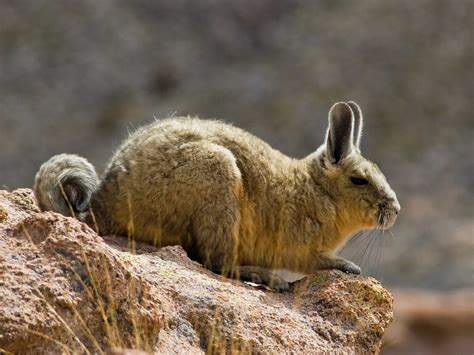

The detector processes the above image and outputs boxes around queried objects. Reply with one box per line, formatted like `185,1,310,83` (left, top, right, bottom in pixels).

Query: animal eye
350,177,368,186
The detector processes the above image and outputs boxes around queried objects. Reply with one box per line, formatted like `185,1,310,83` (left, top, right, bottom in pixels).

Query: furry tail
34,154,99,219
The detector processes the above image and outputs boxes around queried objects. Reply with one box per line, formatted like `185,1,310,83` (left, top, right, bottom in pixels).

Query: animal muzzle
378,198,400,229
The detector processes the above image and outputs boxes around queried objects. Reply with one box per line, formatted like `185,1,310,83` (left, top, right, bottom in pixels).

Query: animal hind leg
181,142,289,291
237,266,289,292
180,142,243,276
193,200,241,276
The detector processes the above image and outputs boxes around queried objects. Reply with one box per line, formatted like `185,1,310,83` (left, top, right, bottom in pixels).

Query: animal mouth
377,206,398,230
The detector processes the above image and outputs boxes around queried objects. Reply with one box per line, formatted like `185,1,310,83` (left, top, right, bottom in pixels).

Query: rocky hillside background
0,1,472,293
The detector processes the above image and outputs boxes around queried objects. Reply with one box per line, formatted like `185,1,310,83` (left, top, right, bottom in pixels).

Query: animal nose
392,199,401,215
382,198,400,215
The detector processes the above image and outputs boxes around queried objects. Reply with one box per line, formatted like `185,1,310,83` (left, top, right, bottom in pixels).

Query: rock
0,189,394,353
382,289,474,355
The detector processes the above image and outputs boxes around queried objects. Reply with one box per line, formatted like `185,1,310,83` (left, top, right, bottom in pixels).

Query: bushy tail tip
34,154,99,219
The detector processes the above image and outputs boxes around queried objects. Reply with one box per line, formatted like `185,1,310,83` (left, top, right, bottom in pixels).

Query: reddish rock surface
0,189,393,353
382,289,474,355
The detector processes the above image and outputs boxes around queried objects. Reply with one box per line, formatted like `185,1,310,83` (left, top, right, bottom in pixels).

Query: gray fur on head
33,154,99,218
326,102,354,165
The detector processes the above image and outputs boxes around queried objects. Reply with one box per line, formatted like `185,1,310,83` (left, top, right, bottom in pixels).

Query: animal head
315,101,400,232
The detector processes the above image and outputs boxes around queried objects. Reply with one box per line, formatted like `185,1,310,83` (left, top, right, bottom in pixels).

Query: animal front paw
337,261,361,274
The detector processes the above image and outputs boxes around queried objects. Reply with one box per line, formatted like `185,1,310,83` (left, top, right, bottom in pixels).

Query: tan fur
34,102,400,290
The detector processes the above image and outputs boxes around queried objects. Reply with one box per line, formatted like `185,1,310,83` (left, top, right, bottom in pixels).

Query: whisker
374,234,383,277
368,230,381,274
341,231,365,252
365,235,376,273
358,230,377,271
388,228,395,239
348,231,369,266
342,211,389,276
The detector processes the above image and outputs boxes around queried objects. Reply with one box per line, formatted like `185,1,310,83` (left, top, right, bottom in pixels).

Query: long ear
325,102,354,164
347,101,363,149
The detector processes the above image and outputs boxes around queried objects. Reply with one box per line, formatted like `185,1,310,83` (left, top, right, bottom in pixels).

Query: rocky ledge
0,189,393,354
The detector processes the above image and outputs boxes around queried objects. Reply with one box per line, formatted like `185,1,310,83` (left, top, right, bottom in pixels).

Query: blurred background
0,1,472,353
